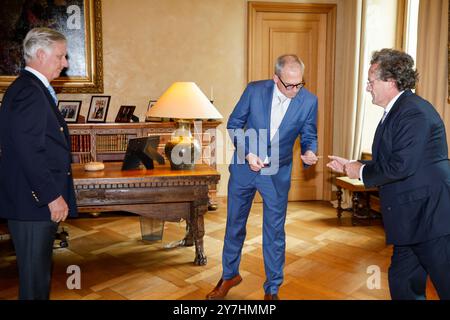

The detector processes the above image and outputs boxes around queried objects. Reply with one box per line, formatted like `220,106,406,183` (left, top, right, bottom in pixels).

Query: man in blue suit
207,55,319,300
328,49,450,299
0,28,77,299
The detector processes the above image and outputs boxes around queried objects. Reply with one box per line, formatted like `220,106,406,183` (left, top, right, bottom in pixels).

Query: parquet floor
0,200,438,300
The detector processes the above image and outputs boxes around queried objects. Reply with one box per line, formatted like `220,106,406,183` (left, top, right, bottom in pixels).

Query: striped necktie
47,85,58,105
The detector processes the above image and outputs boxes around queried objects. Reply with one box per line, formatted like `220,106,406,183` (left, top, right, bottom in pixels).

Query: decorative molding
74,177,219,190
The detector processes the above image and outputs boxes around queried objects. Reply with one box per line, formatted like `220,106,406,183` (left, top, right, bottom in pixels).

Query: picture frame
0,0,103,94
87,95,110,123
145,100,163,122
58,100,82,123
115,105,136,123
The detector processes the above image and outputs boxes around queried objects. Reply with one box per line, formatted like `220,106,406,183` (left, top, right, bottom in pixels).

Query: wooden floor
0,200,438,300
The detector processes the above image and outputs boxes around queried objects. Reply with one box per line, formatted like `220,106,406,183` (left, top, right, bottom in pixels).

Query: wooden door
248,2,335,201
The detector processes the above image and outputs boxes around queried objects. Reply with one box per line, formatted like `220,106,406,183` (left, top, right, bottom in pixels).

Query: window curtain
416,0,450,152
333,0,364,161
331,0,363,208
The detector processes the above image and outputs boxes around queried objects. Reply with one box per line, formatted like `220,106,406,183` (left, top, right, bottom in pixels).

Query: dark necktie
381,110,387,124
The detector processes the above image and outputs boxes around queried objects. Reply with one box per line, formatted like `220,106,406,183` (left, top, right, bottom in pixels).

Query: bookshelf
68,121,221,206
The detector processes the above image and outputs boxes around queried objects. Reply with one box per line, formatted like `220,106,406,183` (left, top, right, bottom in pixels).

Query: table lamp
146,82,222,170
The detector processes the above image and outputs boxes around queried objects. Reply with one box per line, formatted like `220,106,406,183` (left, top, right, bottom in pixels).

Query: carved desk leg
336,186,343,219
351,191,360,226
181,224,194,246
190,201,207,266
365,192,372,224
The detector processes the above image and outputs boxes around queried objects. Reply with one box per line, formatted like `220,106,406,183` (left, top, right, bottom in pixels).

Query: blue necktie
47,85,58,105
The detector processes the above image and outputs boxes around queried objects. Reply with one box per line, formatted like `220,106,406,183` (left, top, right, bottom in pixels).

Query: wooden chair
334,152,382,225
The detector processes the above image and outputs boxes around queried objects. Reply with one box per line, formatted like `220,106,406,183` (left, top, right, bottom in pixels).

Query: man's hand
344,161,362,179
326,155,350,173
246,153,265,172
48,196,68,223
301,150,319,165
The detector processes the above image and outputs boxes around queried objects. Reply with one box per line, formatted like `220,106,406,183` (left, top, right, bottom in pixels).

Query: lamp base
164,137,201,170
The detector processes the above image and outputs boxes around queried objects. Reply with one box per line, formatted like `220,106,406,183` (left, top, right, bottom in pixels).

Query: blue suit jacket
227,80,318,194
362,90,450,245
0,70,78,221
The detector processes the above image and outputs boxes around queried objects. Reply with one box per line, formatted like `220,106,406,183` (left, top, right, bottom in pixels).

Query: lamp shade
146,82,223,120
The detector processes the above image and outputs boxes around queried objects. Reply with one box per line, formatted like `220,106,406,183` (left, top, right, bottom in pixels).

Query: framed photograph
58,100,82,123
145,100,163,122
87,95,110,123
0,0,103,94
115,105,136,123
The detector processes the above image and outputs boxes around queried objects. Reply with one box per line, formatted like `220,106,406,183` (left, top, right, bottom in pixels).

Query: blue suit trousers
222,171,289,294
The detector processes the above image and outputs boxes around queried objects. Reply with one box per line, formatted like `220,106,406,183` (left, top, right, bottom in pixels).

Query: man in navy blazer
0,28,77,299
207,55,319,300
328,49,450,299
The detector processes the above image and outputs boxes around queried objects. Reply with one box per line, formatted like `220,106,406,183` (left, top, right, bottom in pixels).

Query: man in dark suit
327,48,450,299
206,55,319,300
0,27,77,300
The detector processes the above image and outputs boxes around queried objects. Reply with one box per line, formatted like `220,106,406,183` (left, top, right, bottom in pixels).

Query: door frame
247,1,336,200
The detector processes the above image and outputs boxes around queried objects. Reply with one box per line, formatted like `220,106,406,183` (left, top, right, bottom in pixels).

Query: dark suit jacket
227,80,318,195
362,90,450,245
0,70,77,221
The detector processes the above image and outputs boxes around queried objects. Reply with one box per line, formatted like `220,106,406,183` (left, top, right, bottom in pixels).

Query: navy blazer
362,90,450,245
227,80,318,194
0,70,78,221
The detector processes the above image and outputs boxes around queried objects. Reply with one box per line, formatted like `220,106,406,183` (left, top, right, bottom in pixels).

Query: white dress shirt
260,84,291,164
270,83,291,141
25,66,50,88
248,83,291,164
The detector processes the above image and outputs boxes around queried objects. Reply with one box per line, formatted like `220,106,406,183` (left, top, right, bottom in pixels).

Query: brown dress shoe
206,275,242,300
264,293,280,300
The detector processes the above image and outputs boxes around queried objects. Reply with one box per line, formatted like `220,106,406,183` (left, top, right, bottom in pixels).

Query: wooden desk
71,162,220,265
335,176,379,225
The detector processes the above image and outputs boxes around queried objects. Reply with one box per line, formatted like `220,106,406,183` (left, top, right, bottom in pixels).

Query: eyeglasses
366,78,380,88
278,76,306,91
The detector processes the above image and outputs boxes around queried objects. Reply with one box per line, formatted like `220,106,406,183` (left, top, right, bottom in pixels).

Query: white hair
274,54,305,76
23,27,66,63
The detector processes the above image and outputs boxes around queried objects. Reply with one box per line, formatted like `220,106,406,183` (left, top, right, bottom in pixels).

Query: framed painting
87,95,110,122
58,100,82,123
0,0,103,93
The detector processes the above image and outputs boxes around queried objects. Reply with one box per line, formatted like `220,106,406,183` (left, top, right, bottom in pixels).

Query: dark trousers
8,220,58,300
388,234,450,300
